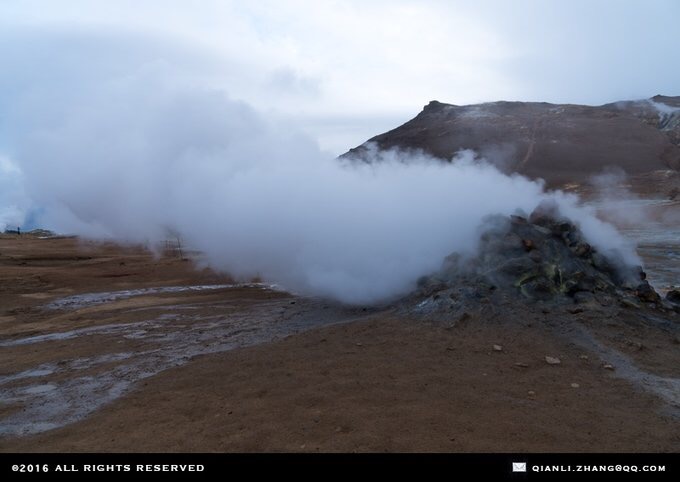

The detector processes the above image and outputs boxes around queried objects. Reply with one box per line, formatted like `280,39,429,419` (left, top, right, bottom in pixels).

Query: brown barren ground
0,234,678,452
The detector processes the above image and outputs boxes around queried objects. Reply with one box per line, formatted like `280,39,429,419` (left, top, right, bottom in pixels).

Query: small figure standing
17,227,20,236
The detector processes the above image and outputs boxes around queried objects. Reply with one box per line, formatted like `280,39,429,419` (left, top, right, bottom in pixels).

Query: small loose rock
570,383,580,388
603,364,615,370
545,356,561,365
493,344,503,352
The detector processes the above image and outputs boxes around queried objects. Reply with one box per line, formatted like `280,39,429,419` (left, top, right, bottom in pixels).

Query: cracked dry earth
0,234,679,452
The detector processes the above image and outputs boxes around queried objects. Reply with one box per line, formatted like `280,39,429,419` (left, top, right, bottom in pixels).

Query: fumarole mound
414,206,676,314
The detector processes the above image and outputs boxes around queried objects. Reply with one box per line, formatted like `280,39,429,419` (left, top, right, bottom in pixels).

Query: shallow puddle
45,283,280,310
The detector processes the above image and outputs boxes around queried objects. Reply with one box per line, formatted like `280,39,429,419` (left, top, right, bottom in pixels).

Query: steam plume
0,31,640,303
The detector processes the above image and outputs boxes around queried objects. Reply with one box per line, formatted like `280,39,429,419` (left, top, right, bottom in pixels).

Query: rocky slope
344,95,680,195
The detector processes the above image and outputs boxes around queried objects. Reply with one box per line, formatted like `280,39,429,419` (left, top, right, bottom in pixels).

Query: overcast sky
1,0,679,153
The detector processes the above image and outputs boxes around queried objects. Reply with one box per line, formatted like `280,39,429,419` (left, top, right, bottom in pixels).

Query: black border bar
1,453,678,480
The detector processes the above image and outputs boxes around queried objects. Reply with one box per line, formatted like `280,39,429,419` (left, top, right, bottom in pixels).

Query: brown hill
344,95,680,195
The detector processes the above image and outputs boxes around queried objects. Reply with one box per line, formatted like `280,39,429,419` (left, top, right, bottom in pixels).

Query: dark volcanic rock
415,206,660,310
635,282,661,303
343,96,680,193
667,290,680,304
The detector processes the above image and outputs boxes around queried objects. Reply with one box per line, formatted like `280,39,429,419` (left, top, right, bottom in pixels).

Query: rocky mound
344,95,680,195
414,206,675,314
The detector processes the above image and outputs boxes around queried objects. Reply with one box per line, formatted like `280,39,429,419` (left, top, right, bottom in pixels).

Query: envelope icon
512,462,527,472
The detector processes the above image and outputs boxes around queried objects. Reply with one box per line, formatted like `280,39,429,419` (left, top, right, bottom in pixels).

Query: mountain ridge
343,96,680,195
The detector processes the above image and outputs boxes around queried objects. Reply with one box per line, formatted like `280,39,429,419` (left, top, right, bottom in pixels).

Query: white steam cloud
0,31,640,303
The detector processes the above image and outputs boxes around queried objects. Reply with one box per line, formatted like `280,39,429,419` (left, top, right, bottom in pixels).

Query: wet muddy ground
0,279,374,436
